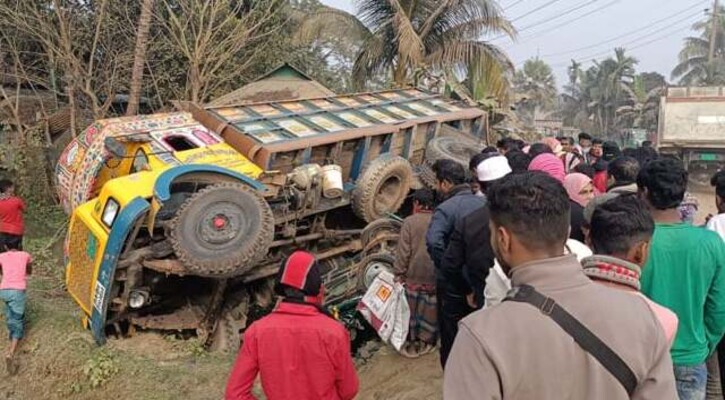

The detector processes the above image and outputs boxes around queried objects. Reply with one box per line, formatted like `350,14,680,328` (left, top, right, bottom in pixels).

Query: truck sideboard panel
659,87,725,146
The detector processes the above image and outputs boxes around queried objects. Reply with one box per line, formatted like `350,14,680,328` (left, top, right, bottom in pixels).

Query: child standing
0,241,31,374
0,180,25,250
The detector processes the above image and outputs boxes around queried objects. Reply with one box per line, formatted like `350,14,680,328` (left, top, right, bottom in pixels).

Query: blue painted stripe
90,197,150,344
350,137,371,181
302,147,312,164
402,128,414,159
381,134,392,154
154,165,266,202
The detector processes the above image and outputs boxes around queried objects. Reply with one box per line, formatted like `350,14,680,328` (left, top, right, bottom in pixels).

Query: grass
0,205,241,400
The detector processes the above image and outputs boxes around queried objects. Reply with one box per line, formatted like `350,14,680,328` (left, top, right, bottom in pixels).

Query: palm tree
584,48,637,135
514,58,557,109
296,0,515,90
616,74,662,131
126,0,155,116
672,7,725,85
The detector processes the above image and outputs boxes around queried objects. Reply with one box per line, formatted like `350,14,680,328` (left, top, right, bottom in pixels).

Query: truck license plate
700,153,717,161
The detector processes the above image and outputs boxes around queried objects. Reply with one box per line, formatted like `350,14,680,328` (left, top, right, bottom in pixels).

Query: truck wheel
361,219,402,255
208,291,249,353
425,136,481,168
416,163,438,189
170,182,274,278
356,253,395,290
353,155,413,223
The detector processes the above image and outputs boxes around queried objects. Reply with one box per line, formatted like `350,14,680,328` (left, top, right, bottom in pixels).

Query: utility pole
709,0,720,63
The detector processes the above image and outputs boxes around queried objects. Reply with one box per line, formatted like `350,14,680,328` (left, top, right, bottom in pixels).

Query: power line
500,0,601,38
540,0,710,57
503,0,527,11
547,18,699,68
509,0,566,23
508,0,623,43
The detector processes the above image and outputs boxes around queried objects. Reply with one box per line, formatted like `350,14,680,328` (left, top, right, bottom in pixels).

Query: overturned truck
56,88,487,351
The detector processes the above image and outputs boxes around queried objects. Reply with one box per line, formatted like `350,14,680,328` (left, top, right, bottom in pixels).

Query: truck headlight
128,290,150,309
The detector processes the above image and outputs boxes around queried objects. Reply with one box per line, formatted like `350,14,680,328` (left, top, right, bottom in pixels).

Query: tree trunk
126,0,155,116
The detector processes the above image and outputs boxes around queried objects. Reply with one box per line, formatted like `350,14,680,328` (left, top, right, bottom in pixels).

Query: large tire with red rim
352,155,413,223
169,182,274,278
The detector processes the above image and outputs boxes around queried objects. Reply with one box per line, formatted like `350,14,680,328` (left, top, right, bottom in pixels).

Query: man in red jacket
225,251,359,400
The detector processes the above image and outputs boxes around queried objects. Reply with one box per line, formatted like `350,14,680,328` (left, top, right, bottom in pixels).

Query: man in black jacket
425,159,485,369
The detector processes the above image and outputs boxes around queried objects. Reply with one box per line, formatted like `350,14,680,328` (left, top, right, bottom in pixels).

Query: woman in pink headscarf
564,173,596,207
528,153,565,183
542,137,563,156
563,173,595,242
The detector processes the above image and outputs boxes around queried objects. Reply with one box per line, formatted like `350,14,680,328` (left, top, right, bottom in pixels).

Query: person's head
2,239,21,252
711,170,725,213
505,150,532,174
274,251,324,305
488,172,571,273
637,158,687,211
642,140,653,148
528,153,565,183
469,153,489,193
590,138,603,158
0,180,15,196
602,141,621,162
573,163,595,179
559,137,573,152
476,154,512,194
564,173,595,207
481,146,499,155
622,147,637,158
496,138,518,155
412,188,435,213
634,146,659,167
578,132,593,149
542,137,563,155
607,156,639,186
432,159,467,196
589,195,654,267
528,142,554,159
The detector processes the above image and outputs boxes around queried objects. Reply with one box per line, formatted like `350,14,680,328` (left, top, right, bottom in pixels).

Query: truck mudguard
90,197,151,344
153,164,266,202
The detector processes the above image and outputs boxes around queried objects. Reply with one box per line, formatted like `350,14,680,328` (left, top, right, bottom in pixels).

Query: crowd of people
223,133,725,399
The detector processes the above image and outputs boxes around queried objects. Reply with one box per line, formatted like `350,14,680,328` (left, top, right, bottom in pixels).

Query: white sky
319,0,711,86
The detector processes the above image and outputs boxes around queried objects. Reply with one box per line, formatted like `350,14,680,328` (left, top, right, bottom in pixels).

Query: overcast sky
319,0,712,86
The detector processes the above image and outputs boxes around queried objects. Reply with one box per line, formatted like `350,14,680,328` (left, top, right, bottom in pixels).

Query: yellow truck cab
56,89,487,350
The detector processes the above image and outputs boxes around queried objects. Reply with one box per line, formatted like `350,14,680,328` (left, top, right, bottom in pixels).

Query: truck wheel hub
198,204,243,245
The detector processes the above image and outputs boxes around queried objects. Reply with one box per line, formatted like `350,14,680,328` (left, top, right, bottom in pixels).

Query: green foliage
672,6,725,85
83,349,120,388
513,58,558,125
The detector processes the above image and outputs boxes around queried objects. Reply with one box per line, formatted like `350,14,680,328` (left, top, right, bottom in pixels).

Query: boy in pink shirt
583,194,678,344
0,240,32,374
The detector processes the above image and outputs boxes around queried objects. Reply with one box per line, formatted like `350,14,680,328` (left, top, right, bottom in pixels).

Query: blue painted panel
302,147,312,164
90,197,150,344
402,128,414,159
350,137,371,181
381,134,392,154
154,165,266,202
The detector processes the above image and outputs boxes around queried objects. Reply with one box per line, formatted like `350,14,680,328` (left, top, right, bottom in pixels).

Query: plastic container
321,164,343,198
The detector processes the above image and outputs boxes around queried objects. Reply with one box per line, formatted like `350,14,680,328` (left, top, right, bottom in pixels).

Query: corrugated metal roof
206,88,467,144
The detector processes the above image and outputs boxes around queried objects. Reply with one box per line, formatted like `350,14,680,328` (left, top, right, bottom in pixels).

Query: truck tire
425,136,481,168
416,163,438,189
353,155,413,223
169,182,274,278
208,290,249,353
361,218,402,255
356,253,395,290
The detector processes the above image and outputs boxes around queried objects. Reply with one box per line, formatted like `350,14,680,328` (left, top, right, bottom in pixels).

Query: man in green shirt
639,158,725,400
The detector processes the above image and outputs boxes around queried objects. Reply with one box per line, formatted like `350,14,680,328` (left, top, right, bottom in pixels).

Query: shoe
418,343,436,356
398,344,421,359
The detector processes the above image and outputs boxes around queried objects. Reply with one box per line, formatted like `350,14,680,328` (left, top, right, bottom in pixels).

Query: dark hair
637,158,687,210
514,140,526,150
412,188,435,209
642,141,653,148
633,147,659,167
602,141,621,161
573,163,595,179
0,180,14,194
711,170,725,199
469,152,488,172
487,172,570,250
608,157,640,184
496,137,514,149
592,138,603,145
482,146,499,154
622,148,637,158
528,143,553,159
3,237,21,251
590,194,654,256
592,158,608,172
505,150,532,174
578,132,592,141
432,159,466,186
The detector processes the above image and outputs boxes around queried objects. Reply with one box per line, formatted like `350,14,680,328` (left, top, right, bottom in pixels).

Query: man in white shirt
707,170,725,241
